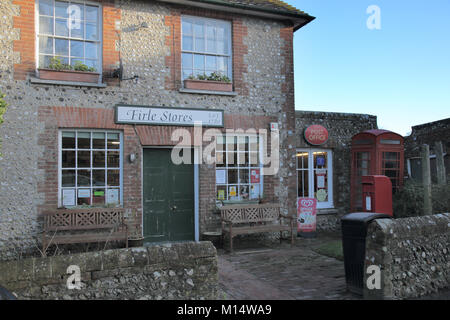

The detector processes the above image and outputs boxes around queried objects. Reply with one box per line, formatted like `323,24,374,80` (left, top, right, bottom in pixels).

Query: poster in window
106,189,119,204
216,169,226,184
250,184,260,199
217,189,225,200
229,186,237,197
78,189,91,198
250,169,260,183
93,189,105,204
62,189,76,206
316,156,325,167
316,169,326,189
316,189,328,202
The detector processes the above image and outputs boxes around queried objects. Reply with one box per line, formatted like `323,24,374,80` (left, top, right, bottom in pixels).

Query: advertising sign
304,125,329,145
297,198,317,234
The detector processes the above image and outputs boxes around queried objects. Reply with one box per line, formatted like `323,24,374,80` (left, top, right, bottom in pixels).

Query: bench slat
219,203,295,252
41,208,129,253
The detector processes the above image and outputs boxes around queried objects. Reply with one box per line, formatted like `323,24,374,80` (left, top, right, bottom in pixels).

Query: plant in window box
184,72,232,92
38,57,100,83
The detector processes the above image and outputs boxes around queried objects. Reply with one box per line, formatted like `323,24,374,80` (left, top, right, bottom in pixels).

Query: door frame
296,148,334,209
141,146,200,242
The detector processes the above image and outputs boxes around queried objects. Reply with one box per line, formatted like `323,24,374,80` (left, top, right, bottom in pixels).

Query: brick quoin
12,0,120,83
164,6,248,95
280,25,297,217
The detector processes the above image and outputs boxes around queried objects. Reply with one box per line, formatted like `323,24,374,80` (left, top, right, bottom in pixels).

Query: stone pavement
217,233,360,300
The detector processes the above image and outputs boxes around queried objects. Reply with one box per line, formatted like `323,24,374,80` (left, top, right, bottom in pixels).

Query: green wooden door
143,148,195,243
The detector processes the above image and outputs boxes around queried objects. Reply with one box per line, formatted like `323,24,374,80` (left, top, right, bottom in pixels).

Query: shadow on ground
217,232,360,300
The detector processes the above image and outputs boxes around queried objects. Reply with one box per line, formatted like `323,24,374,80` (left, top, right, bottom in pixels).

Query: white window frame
215,134,263,202
296,148,334,209
57,129,123,207
35,0,103,74
181,15,232,82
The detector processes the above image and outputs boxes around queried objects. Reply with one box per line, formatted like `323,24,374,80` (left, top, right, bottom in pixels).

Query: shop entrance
143,148,195,243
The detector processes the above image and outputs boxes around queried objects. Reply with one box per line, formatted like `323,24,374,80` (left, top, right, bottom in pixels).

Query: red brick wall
37,106,276,235
164,6,248,95
12,0,120,83
37,107,141,233
12,0,35,80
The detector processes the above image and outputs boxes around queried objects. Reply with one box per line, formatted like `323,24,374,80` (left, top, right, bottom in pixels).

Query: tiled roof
159,0,315,29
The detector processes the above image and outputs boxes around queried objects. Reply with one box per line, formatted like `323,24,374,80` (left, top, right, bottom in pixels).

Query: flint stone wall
364,213,449,299
295,111,378,232
0,241,218,300
0,0,295,260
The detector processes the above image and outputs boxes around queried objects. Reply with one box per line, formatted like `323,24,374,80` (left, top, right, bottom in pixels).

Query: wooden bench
42,208,128,254
220,203,295,252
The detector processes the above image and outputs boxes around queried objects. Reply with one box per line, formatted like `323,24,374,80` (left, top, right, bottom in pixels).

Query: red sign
304,125,329,145
297,198,317,233
250,169,260,183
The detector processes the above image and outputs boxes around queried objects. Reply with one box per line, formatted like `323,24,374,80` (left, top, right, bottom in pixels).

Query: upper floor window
37,0,101,72
181,16,232,82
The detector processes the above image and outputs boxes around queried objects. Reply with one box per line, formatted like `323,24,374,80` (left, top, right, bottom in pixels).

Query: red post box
361,175,393,216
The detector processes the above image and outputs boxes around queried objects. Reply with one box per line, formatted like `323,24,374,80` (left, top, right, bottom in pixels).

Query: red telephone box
351,129,404,212
362,175,393,216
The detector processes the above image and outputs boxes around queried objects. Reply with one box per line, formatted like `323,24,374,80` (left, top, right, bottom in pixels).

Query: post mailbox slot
361,175,393,216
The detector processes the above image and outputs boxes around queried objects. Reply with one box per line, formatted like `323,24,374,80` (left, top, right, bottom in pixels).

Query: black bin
341,212,392,295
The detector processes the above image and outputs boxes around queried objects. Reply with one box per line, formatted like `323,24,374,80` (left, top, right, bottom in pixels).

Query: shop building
0,0,315,259
295,111,378,231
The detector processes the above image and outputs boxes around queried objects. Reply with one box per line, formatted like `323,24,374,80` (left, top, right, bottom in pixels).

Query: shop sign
304,125,329,145
297,198,317,233
115,105,224,127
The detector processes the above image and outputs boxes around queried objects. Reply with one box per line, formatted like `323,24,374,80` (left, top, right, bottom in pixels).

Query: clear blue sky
287,0,450,135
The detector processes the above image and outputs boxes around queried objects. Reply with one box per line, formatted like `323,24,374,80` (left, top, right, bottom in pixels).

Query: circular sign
316,189,328,202
304,125,329,145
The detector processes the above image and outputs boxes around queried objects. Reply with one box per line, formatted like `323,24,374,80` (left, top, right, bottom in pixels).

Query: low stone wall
0,241,218,300
316,212,342,232
364,213,449,299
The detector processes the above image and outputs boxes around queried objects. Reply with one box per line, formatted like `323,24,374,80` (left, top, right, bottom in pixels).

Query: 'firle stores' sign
115,105,224,127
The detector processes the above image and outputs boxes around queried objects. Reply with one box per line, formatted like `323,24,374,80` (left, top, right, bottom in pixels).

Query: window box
38,68,100,83
184,79,232,92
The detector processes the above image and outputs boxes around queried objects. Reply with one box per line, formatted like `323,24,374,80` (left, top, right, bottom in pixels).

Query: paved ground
217,233,360,300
